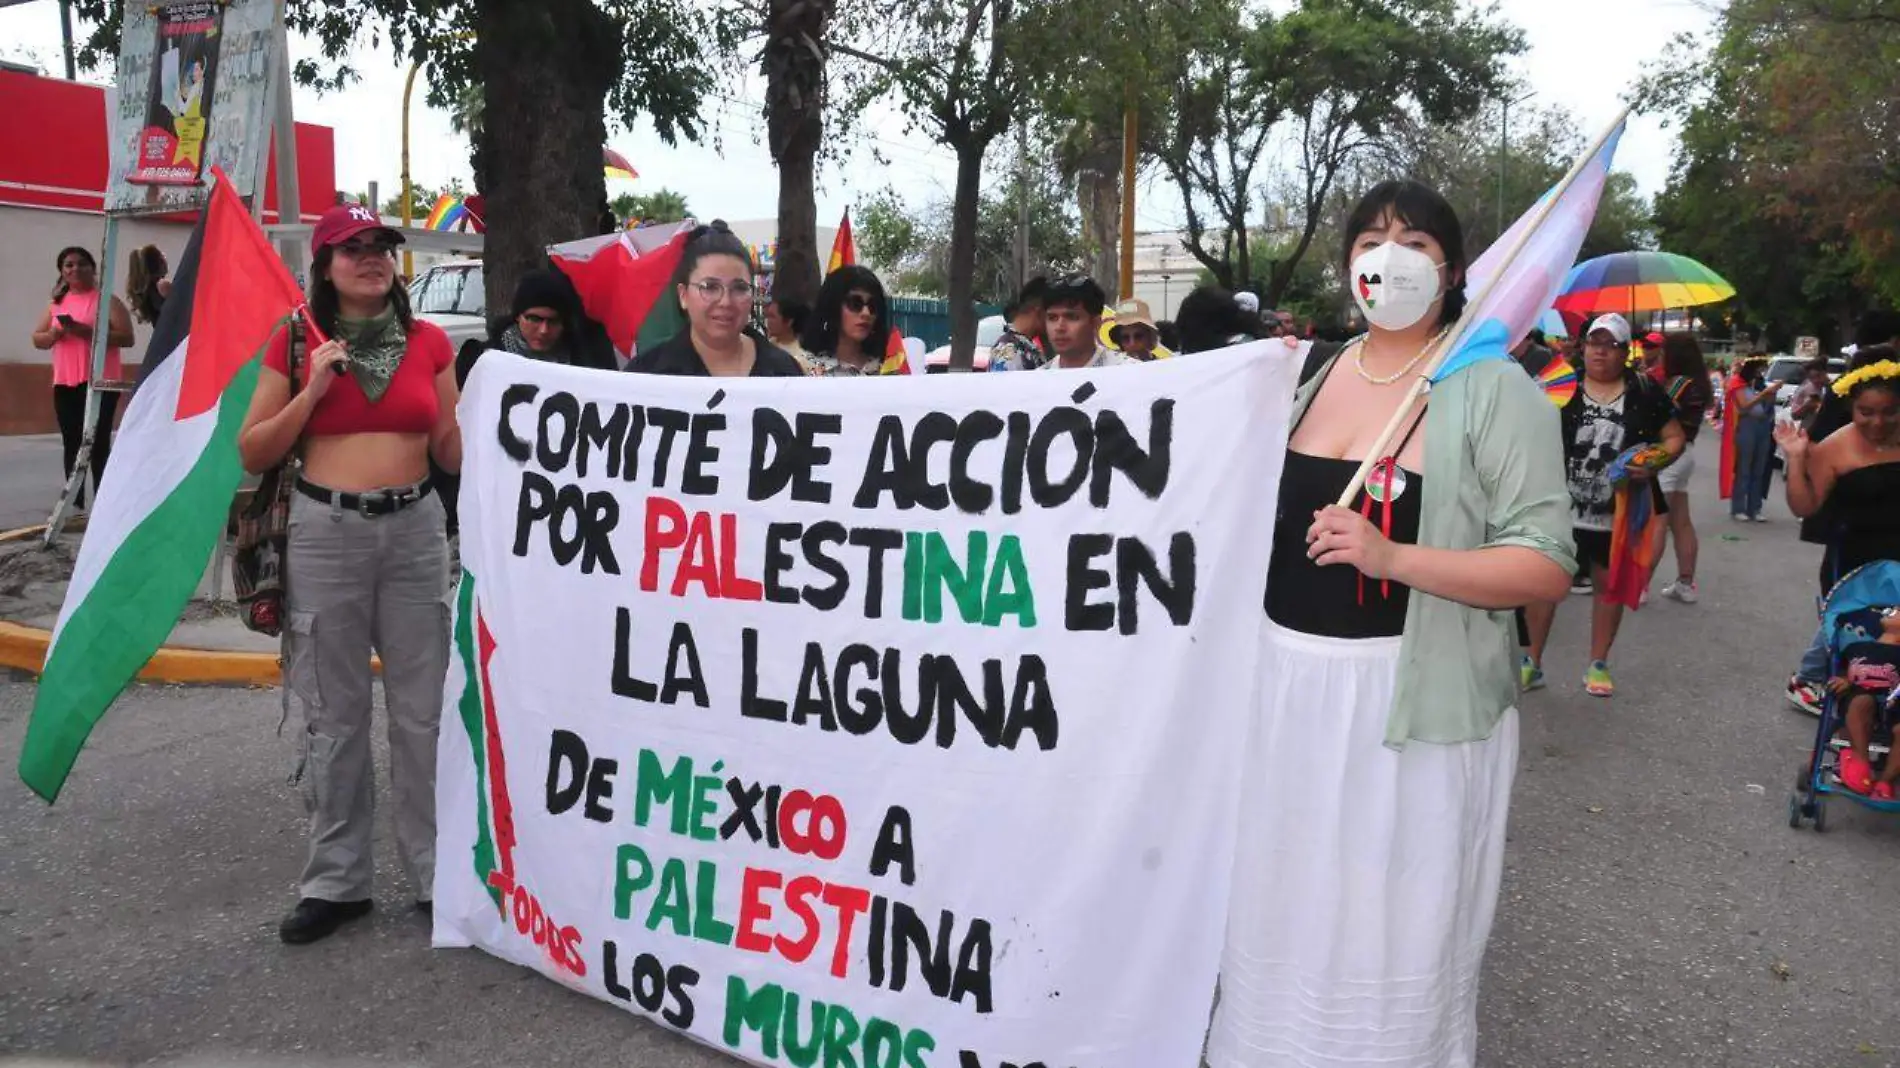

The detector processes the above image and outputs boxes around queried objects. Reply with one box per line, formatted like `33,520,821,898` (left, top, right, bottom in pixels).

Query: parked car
409,260,487,349
922,315,1007,372
1765,354,1845,412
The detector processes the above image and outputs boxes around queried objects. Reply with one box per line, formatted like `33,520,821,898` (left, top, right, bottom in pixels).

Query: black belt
296,478,433,517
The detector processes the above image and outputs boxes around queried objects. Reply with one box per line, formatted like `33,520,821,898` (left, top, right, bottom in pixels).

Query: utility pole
1118,82,1137,301
1015,119,1029,296
58,0,76,79
1498,88,1535,237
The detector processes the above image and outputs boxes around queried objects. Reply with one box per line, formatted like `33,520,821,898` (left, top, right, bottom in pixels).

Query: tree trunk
1078,167,1121,298
764,0,832,306
472,0,620,320
946,143,985,372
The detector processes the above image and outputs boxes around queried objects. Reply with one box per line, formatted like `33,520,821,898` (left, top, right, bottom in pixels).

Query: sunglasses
844,293,877,314
335,239,397,260
688,278,755,302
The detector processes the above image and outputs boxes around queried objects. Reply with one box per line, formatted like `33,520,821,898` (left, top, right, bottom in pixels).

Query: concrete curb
0,620,287,686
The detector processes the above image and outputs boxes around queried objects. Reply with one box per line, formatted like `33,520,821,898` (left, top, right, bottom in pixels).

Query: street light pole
400,57,423,280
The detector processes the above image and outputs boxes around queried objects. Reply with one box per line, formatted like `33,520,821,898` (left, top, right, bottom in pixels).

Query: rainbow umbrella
1553,251,1734,315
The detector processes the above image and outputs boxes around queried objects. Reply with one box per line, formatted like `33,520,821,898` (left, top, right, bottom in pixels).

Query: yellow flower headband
1832,358,1900,397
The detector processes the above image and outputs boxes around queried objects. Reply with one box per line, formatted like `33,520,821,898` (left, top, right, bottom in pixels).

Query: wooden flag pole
1334,106,1631,508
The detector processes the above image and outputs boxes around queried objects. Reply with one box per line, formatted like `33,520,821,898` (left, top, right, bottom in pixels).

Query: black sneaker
279,897,373,944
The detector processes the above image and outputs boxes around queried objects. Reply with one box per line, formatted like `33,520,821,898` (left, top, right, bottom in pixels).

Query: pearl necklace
1352,327,1450,386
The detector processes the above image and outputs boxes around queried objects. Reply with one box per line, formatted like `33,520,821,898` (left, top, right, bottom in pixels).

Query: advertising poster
107,0,273,213
127,0,226,186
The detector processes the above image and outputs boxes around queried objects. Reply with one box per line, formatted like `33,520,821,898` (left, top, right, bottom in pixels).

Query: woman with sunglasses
30,246,135,507
800,265,899,377
626,221,804,378
238,204,462,946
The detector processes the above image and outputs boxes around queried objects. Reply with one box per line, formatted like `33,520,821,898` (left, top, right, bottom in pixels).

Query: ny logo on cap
348,206,376,224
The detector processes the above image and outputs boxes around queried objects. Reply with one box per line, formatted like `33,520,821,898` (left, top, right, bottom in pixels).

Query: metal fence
889,297,1003,350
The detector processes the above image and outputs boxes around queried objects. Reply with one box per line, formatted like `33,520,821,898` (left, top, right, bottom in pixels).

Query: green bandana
335,307,408,403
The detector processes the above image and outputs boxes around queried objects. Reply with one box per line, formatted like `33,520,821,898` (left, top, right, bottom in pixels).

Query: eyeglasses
688,278,754,303
843,293,877,314
519,311,561,327
335,239,397,260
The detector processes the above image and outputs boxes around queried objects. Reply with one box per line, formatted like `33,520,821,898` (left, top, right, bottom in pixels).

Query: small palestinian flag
20,168,306,802
548,222,692,360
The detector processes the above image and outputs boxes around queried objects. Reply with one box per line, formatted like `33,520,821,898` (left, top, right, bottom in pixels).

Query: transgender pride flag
1431,115,1627,382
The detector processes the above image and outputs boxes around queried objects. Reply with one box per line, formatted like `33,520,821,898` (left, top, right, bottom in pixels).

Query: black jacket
1560,367,1676,452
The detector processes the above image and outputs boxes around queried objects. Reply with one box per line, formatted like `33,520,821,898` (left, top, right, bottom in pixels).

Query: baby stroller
1789,560,1900,830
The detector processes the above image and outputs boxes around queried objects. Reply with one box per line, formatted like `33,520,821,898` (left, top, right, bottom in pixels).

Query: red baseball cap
1644,331,1665,346
310,203,404,253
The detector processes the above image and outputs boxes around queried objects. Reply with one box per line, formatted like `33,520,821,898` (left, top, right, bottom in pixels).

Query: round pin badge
1363,460,1408,504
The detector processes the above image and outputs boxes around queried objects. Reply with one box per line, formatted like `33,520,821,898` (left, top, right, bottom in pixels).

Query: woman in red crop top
238,204,461,946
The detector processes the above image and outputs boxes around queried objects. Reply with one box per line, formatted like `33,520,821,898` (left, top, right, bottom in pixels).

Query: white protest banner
434,345,1297,1067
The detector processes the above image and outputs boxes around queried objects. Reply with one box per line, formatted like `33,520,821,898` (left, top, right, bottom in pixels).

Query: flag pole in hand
1334,106,1633,508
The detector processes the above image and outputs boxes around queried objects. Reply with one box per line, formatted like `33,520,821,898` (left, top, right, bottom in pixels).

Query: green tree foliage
854,169,1086,304
1365,103,1652,260
1643,0,1900,345
63,0,737,318
830,0,1045,367
1256,0,1522,305
610,188,693,226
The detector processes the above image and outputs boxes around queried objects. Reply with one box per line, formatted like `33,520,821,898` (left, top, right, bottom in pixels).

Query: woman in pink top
30,247,134,506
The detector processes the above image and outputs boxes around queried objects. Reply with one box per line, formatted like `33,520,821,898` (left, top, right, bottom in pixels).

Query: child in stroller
1829,606,1900,798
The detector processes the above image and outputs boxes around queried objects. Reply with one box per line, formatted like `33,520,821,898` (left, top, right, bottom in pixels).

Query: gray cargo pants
285,486,449,903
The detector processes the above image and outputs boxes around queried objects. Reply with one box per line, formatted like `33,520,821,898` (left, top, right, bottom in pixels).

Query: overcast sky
0,0,1713,230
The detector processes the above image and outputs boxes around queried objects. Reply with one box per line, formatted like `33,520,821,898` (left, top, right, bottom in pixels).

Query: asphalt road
0,436,66,532
2,432,1897,1068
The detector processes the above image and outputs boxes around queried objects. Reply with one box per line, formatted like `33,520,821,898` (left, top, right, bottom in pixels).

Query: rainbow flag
1602,444,1672,609
424,194,468,232
1430,118,1626,382
1535,353,1577,407
827,210,856,273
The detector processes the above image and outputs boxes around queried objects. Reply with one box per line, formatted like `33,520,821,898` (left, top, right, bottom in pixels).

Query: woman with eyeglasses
800,265,899,377
238,204,462,946
625,221,804,378
30,246,135,507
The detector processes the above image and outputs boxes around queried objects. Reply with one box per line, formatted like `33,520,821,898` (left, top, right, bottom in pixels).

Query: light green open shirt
1291,351,1577,749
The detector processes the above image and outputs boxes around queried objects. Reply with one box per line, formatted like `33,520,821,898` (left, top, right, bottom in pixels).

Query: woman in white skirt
1206,181,1575,1068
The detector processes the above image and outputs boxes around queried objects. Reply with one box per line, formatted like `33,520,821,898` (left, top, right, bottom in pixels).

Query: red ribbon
1357,458,1398,606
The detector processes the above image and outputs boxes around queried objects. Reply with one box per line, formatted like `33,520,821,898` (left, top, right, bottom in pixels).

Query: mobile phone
55,314,76,327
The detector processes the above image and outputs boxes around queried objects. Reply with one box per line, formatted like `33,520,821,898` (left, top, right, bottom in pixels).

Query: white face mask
1349,241,1444,331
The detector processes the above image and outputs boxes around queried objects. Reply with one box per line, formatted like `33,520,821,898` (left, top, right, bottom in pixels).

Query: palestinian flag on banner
548,222,693,359
19,169,305,802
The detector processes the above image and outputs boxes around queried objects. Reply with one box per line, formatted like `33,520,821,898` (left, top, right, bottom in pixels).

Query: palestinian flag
19,169,304,802
548,222,692,359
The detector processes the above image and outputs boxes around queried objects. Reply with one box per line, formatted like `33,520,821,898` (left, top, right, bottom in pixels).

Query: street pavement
0,436,66,532
2,431,1898,1067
